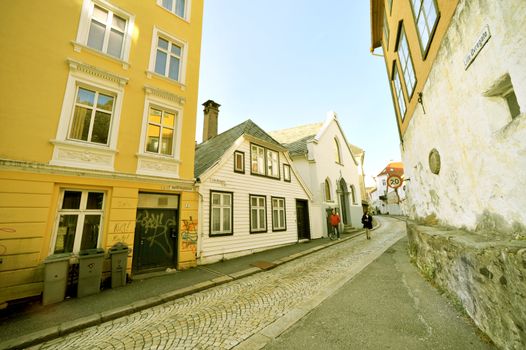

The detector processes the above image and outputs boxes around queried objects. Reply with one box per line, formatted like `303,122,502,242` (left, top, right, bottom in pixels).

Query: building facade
0,0,204,307
195,102,313,264
370,162,405,215
371,0,525,232
371,1,526,347
270,113,363,238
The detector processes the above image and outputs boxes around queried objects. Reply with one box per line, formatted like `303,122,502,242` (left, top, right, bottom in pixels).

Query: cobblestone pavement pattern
28,225,404,349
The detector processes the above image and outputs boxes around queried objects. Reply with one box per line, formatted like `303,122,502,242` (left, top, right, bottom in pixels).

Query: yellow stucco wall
0,0,203,306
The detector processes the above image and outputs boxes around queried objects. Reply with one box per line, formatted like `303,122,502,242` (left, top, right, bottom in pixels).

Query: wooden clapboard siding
199,140,310,261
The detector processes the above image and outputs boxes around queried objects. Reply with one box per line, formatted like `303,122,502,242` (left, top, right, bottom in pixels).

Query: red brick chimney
202,100,220,141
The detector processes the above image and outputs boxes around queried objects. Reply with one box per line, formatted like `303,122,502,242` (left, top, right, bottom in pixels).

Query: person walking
362,211,373,240
329,208,341,239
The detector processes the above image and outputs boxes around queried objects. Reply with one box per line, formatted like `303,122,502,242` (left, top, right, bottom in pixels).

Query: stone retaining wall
407,222,526,349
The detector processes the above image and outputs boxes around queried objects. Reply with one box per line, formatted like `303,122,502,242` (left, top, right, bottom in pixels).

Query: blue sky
196,0,401,177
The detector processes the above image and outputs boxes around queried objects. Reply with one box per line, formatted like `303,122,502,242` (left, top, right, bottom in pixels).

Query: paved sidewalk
0,229,365,350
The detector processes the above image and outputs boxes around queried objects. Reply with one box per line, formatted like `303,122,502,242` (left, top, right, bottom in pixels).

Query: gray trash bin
43,253,71,305
109,242,129,288
77,248,105,298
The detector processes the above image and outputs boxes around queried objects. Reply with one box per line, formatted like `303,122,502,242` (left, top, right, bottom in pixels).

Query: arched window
350,185,356,204
334,137,342,164
324,179,331,201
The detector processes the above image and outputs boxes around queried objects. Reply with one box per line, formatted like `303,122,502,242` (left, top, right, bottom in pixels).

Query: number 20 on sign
387,175,402,189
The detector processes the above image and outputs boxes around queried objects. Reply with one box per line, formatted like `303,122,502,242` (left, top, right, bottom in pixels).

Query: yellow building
0,0,204,308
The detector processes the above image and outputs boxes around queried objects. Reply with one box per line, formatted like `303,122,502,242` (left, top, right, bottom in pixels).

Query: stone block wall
407,222,526,349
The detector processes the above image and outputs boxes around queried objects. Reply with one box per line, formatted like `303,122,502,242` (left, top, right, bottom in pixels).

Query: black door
296,199,311,240
133,208,178,273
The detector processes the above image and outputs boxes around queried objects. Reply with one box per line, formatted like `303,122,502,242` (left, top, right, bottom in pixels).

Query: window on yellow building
75,0,134,62
410,0,439,55
148,28,187,84
52,190,105,254
383,8,390,49
210,191,233,236
155,37,182,81
159,0,188,19
145,107,177,156
392,64,407,118
69,86,115,145
397,26,417,98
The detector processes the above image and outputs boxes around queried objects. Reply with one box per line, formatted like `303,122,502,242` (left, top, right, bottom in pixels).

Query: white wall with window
51,59,127,171
271,197,286,231
147,27,188,85
74,0,135,67
50,189,105,255
210,191,232,236
250,144,280,179
196,135,312,265
136,86,184,178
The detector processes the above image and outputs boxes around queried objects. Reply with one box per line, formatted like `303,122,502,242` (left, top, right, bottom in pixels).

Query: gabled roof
194,119,282,177
377,162,404,177
268,122,323,156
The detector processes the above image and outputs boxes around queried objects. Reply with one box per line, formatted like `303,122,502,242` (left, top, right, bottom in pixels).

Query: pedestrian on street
329,208,341,239
362,211,373,239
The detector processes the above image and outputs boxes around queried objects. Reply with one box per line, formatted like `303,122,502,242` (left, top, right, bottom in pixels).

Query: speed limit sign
387,174,402,189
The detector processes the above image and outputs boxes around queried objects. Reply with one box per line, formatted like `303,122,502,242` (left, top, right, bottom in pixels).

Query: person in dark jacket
361,211,373,240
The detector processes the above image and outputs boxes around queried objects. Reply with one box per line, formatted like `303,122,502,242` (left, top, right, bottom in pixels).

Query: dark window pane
92,111,111,144
62,191,82,209
87,192,104,209
54,214,78,253
70,106,92,141
155,50,167,75
80,215,101,250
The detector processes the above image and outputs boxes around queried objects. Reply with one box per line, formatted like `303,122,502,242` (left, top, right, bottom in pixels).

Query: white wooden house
270,112,363,238
194,102,313,264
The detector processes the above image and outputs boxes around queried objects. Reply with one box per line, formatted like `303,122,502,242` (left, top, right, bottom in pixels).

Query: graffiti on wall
136,210,176,257
181,216,198,254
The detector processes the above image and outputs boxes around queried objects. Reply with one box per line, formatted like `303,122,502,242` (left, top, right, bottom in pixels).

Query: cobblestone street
28,221,405,349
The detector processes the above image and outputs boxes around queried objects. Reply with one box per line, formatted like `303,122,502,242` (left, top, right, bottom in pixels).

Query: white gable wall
197,138,312,264
291,116,364,237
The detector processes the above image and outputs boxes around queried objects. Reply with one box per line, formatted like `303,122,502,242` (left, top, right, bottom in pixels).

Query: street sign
387,174,402,189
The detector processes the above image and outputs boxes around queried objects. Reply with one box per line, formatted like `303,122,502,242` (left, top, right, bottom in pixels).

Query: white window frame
251,144,266,175
74,0,135,66
393,64,407,119
411,0,439,55
271,197,286,231
51,60,127,171
157,0,192,21
283,164,291,182
250,195,267,233
397,27,417,98
147,27,188,86
266,149,280,178
210,191,233,236
136,87,184,178
234,151,245,173
50,189,105,255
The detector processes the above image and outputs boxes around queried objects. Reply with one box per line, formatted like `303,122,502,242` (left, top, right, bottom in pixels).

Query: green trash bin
77,248,105,298
43,253,71,305
109,242,129,288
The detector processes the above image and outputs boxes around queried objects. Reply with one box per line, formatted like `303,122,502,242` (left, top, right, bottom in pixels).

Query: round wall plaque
429,148,441,175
